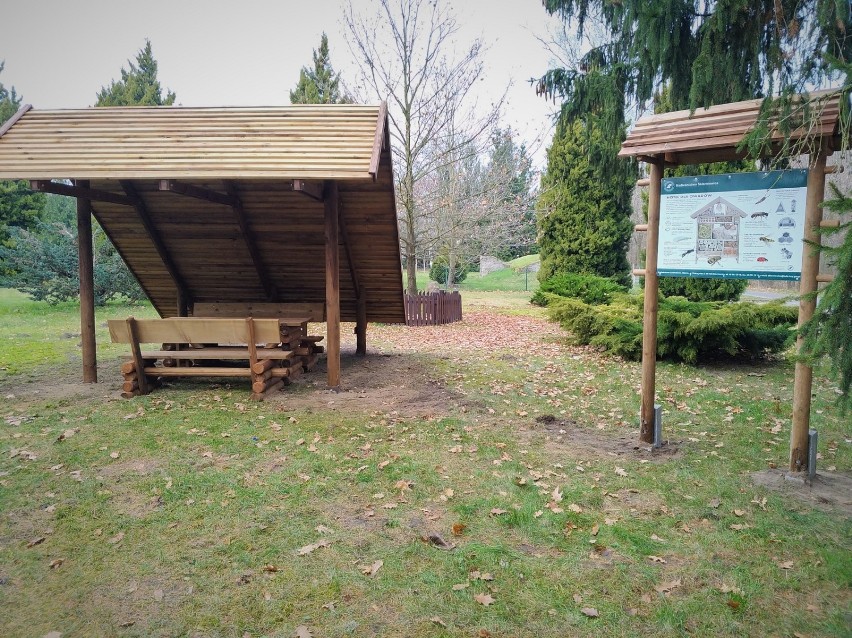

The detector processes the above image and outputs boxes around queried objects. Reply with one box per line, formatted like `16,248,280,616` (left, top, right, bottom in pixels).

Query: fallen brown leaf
26,536,46,548
297,539,331,555
581,607,599,618
474,593,495,606
452,582,469,591
452,523,467,536
430,616,447,628
294,626,312,638
362,559,383,577
48,558,64,569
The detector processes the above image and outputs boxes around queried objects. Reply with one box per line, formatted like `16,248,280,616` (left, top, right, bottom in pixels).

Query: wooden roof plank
620,91,843,162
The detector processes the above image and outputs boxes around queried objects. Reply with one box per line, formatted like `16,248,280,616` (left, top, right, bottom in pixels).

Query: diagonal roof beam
223,181,278,301
120,180,191,307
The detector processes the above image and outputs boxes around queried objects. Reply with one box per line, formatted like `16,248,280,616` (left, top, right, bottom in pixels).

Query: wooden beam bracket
159,180,236,207
293,179,324,201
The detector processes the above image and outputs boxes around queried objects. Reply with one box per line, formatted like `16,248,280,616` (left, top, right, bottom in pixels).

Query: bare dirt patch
517,414,683,462
270,348,459,420
751,469,852,516
94,458,165,518
1,357,126,408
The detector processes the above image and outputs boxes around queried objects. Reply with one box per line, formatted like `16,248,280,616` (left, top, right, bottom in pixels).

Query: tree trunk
447,252,456,289
406,246,418,294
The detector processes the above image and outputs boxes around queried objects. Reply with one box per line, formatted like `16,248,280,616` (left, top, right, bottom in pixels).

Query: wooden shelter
620,90,845,474
0,103,405,388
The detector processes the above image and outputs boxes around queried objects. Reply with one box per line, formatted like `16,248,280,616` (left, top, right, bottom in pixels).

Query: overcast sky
0,0,565,167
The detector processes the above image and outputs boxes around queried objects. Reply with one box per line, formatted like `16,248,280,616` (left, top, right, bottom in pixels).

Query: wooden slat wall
0,105,381,181
619,91,842,161
85,147,404,323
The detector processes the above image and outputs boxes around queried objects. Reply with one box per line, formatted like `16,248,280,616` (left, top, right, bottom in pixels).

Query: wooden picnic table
108,315,324,400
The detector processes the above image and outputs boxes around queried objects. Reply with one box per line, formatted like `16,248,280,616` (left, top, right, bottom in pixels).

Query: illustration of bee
750,212,768,218
681,249,695,258
759,236,774,243
707,255,722,265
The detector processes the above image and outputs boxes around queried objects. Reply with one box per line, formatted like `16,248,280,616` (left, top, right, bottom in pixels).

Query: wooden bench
108,316,322,401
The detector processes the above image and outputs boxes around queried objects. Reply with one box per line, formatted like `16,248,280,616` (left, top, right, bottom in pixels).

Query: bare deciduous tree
344,0,503,293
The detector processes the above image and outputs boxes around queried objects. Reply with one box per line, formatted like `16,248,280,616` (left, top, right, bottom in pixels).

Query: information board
658,170,808,280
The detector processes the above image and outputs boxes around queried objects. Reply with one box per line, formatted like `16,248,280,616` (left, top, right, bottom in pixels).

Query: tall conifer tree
96,40,175,107
290,34,349,104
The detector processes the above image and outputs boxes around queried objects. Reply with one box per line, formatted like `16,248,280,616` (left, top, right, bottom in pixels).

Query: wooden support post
790,150,828,472
76,180,97,383
325,181,341,388
639,159,664,444
356,291,367,356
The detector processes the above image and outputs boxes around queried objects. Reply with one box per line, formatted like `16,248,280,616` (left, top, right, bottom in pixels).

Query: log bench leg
120,359,155,398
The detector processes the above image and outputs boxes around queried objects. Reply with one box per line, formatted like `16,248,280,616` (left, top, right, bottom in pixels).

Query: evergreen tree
290,34,350,104
0,62,45,250
538,1,850,117
800,184,852,413
537,118,633,288
96,40,175,106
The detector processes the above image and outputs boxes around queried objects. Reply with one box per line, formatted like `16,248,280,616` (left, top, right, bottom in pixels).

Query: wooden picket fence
404,291,463,326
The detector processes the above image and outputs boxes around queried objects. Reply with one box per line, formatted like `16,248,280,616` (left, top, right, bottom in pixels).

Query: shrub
548,293,797,363
429,254,468,286
532,272,627,306
656,276,748,302
1,221,145,305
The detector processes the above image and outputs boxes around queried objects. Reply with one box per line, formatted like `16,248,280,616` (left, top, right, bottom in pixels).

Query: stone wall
480,255,508,276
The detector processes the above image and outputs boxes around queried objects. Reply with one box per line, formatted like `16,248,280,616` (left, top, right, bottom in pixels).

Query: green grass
507,253,540,270
413,265,540,294
0,289,156,378
0,290,849,637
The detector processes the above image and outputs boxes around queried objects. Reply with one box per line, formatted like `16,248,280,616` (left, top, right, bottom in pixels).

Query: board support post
324,181,341,388
639,159,663,444
76,180,97,383
790,149,828,472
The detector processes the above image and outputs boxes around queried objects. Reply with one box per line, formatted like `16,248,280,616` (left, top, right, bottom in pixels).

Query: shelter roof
0,104,405,323
0,104,387,181
619,90,845,164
